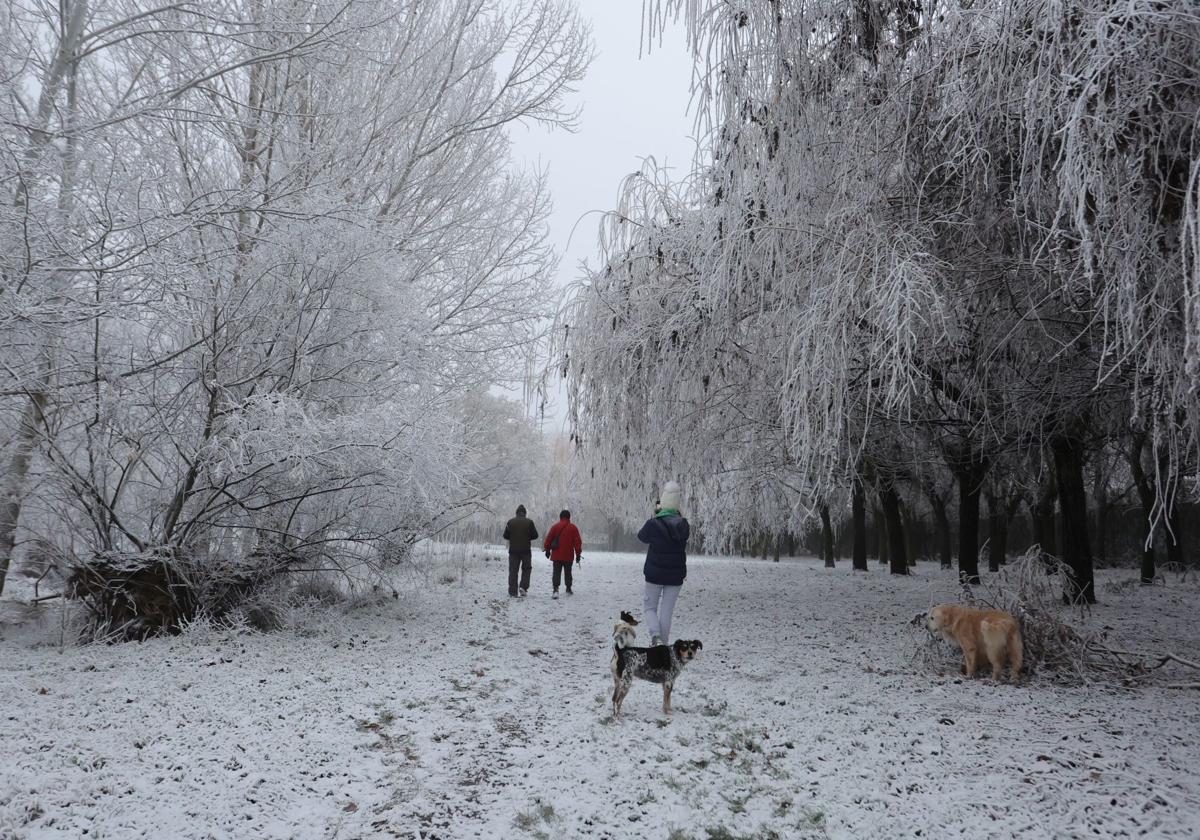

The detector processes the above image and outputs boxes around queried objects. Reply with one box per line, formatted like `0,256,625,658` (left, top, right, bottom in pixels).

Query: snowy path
3,552,1200,839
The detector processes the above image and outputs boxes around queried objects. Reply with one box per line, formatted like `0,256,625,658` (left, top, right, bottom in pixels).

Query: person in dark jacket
503,504,538,597
637,480,690,645
542,509,583,598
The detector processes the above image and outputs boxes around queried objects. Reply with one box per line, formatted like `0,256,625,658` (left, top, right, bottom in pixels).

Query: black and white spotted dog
611,638,703,718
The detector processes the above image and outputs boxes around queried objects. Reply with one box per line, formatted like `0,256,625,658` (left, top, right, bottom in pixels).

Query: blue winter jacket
638,513,690,586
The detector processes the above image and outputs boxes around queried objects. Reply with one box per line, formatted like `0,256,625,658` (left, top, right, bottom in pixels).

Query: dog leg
1009,631,1023,685
662,681,673,715
613,677,630,718
981,622,1007,682
962,646,978,678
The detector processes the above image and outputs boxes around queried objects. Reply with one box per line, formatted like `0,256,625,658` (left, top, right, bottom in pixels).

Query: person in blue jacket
637,480,690,646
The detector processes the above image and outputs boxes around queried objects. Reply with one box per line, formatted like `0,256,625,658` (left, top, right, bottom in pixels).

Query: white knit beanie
659,480,682,511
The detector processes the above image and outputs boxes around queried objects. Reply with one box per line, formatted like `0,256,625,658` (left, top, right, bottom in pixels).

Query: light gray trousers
643,582,682,643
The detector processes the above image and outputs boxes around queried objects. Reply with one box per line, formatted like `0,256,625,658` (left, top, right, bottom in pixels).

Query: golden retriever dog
926,604,1023,684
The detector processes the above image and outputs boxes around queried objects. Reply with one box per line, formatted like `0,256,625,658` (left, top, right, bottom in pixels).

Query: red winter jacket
543,520,582,563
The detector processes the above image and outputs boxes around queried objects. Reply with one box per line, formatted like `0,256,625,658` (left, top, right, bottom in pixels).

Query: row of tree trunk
757,456,1190,605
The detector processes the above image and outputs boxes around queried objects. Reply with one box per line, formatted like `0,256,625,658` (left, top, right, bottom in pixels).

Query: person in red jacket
542,509,583,598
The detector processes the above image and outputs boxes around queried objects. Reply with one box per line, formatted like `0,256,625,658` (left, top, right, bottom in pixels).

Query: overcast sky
511,1,698,293
509,2,698,427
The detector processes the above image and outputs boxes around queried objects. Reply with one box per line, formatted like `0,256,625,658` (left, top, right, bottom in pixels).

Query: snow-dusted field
3,551,1199,839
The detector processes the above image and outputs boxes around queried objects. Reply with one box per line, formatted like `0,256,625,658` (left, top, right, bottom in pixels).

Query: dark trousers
508,550,532,595
551,560,573,592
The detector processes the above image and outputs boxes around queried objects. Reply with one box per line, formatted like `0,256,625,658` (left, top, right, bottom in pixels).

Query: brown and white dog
926,604,1023,684
612,610,639,651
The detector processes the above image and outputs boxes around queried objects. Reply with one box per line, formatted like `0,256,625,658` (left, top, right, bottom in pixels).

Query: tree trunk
772,533,782,563
994,513,1009,571
1157,445,1186,572
0,396,45,597
1051,435,1096,603
1093,467,1108,568
819,503,835,568
875,506,888,564
1003,496,1021,565
1165,504,1184,571
0,5,90,599
957,466,985,584
1028,497,1043,554
852,480,868,571
879,485,909,575
900,504,918,567
1128,434,1156,585
985,492,1003,573
1140,528,1158,585
1033,471,1058,568
930,494,952,569
988,502,1009,573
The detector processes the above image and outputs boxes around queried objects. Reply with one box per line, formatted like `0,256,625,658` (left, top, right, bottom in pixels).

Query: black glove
544,550,551,559
575,555,583,565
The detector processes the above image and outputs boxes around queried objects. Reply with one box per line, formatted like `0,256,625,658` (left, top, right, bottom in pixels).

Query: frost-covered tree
0,0,591,619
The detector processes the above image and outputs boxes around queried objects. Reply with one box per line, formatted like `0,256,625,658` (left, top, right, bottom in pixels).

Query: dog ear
693,640,703,650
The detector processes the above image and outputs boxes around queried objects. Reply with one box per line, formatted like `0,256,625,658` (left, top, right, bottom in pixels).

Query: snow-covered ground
3,551,1199,839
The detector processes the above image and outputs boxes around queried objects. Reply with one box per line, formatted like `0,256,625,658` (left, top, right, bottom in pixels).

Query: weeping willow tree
560,0,1198,594
560,2,949,552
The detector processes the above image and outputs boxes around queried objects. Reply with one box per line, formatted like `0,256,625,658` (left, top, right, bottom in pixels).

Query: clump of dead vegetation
913,549,1200,688
64,546,302,641
50,538,446,642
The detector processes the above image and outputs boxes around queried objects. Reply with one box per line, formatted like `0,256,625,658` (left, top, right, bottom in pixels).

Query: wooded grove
559,0,1199,602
